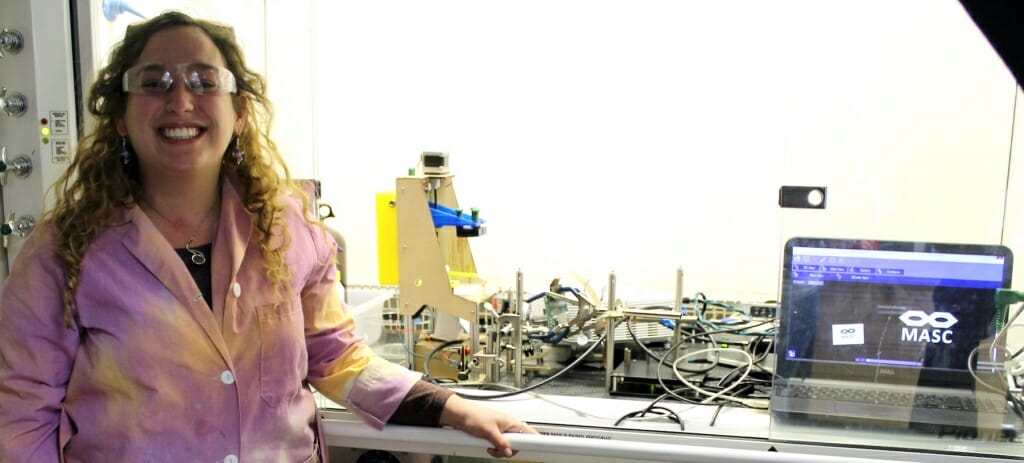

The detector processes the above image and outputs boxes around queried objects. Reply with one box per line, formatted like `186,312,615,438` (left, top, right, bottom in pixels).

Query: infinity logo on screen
832,323,864,346
898,310,958,329
900,310,958,344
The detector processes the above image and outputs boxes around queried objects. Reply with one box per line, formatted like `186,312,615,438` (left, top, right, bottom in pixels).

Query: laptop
771,237,1017,433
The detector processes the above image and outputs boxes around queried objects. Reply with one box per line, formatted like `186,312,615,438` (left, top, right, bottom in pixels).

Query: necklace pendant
189,249,207,265
185,238,207,265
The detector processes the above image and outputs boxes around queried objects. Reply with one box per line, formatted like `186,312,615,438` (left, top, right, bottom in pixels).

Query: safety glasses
123,63,238,95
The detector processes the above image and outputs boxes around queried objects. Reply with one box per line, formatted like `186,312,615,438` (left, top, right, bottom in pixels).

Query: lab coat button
224,455,238,463
220,370,235,385
232,282,241,298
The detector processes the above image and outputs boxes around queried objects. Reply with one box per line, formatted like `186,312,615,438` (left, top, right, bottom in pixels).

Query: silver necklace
184,237,208,265
144,200,218,266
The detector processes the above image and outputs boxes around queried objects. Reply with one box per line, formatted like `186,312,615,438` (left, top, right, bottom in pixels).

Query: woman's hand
438,394,538,458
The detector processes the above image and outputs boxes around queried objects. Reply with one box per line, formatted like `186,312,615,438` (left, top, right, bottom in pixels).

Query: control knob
0,87,27,117
0,29,23,58
0,145,32,186
2,212,36,248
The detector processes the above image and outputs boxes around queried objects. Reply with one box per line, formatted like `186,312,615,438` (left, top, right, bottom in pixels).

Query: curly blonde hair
46,11,307,327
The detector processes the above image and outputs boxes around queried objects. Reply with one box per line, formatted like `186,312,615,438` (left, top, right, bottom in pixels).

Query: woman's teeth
161,127,200,139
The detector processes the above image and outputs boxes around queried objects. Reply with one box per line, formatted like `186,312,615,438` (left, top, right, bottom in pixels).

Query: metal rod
404,313,416,369
488,320,500,381
514,269,524,388
672,267,684,362
604,271,617,391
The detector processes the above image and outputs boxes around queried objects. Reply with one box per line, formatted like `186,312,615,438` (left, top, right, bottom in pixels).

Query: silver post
514,269,524,388
605,271,617,392
672,267,684,361
404,313,416,370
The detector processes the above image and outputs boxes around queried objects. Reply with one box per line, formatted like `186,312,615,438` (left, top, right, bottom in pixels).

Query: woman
0,11,533,462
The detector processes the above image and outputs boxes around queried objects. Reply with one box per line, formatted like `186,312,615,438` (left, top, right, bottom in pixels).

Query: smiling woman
0,10,535,463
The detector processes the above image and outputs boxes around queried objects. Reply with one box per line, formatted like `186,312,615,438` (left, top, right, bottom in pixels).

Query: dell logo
899,310,957,344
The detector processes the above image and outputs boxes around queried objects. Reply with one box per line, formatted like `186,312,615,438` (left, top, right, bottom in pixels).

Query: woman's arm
0,231,78,461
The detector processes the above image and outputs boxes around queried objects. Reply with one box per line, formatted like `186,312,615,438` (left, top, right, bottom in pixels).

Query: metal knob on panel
0,87,27,117
0,145,32,186
0,28,23,59
1,212,36,248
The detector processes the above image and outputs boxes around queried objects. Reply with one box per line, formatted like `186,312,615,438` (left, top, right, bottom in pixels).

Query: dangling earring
120,136,131,166
230,137,245,165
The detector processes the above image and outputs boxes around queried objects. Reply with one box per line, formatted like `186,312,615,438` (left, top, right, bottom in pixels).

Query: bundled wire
613,402,686,431
671,347,757,407
447,318,626,400
614,319,775,429
656,321,774,401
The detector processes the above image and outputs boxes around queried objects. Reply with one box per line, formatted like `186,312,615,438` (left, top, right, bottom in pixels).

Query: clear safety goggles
122,63,238,95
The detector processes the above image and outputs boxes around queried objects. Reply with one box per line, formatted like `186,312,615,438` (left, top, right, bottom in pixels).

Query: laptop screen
776,238,1013,387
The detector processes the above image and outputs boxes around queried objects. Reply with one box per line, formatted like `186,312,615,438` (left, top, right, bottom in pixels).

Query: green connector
995,288,1024,307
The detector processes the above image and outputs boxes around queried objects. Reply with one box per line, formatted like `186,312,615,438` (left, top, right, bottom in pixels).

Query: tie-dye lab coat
0,180,420,462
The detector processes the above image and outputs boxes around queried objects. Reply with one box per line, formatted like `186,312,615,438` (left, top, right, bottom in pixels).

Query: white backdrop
303,0,1016,302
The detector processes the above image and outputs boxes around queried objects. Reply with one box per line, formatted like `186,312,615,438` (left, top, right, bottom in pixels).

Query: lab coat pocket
256,300,305,407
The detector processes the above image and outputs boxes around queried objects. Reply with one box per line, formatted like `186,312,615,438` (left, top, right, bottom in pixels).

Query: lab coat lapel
121,206,234,366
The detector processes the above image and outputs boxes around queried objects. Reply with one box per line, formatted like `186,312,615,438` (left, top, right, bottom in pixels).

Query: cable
626,319,722,375
1014,347,1024,361
673,325,724,375
400,338,427,359
671,347,755,406
614,381,765,430
966,344,1011,394
992,294,1024,352
965,292,1024,398
747,335,773,370
625,316,666,364
528,326,571,344
655,320,775,407
614,326,772,427
708,403,725,427
614,390,694,430
613,406,686,431
451,319,624,400
423,338,465,383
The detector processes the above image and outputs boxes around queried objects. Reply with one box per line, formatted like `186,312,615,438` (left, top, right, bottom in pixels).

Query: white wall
296,0,1017,303
780,0,1015,245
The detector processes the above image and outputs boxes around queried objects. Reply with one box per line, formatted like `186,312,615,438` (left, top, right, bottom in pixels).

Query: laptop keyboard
775,384,1006,413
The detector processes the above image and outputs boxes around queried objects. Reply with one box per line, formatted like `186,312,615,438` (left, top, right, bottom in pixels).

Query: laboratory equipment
0,0,79,290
